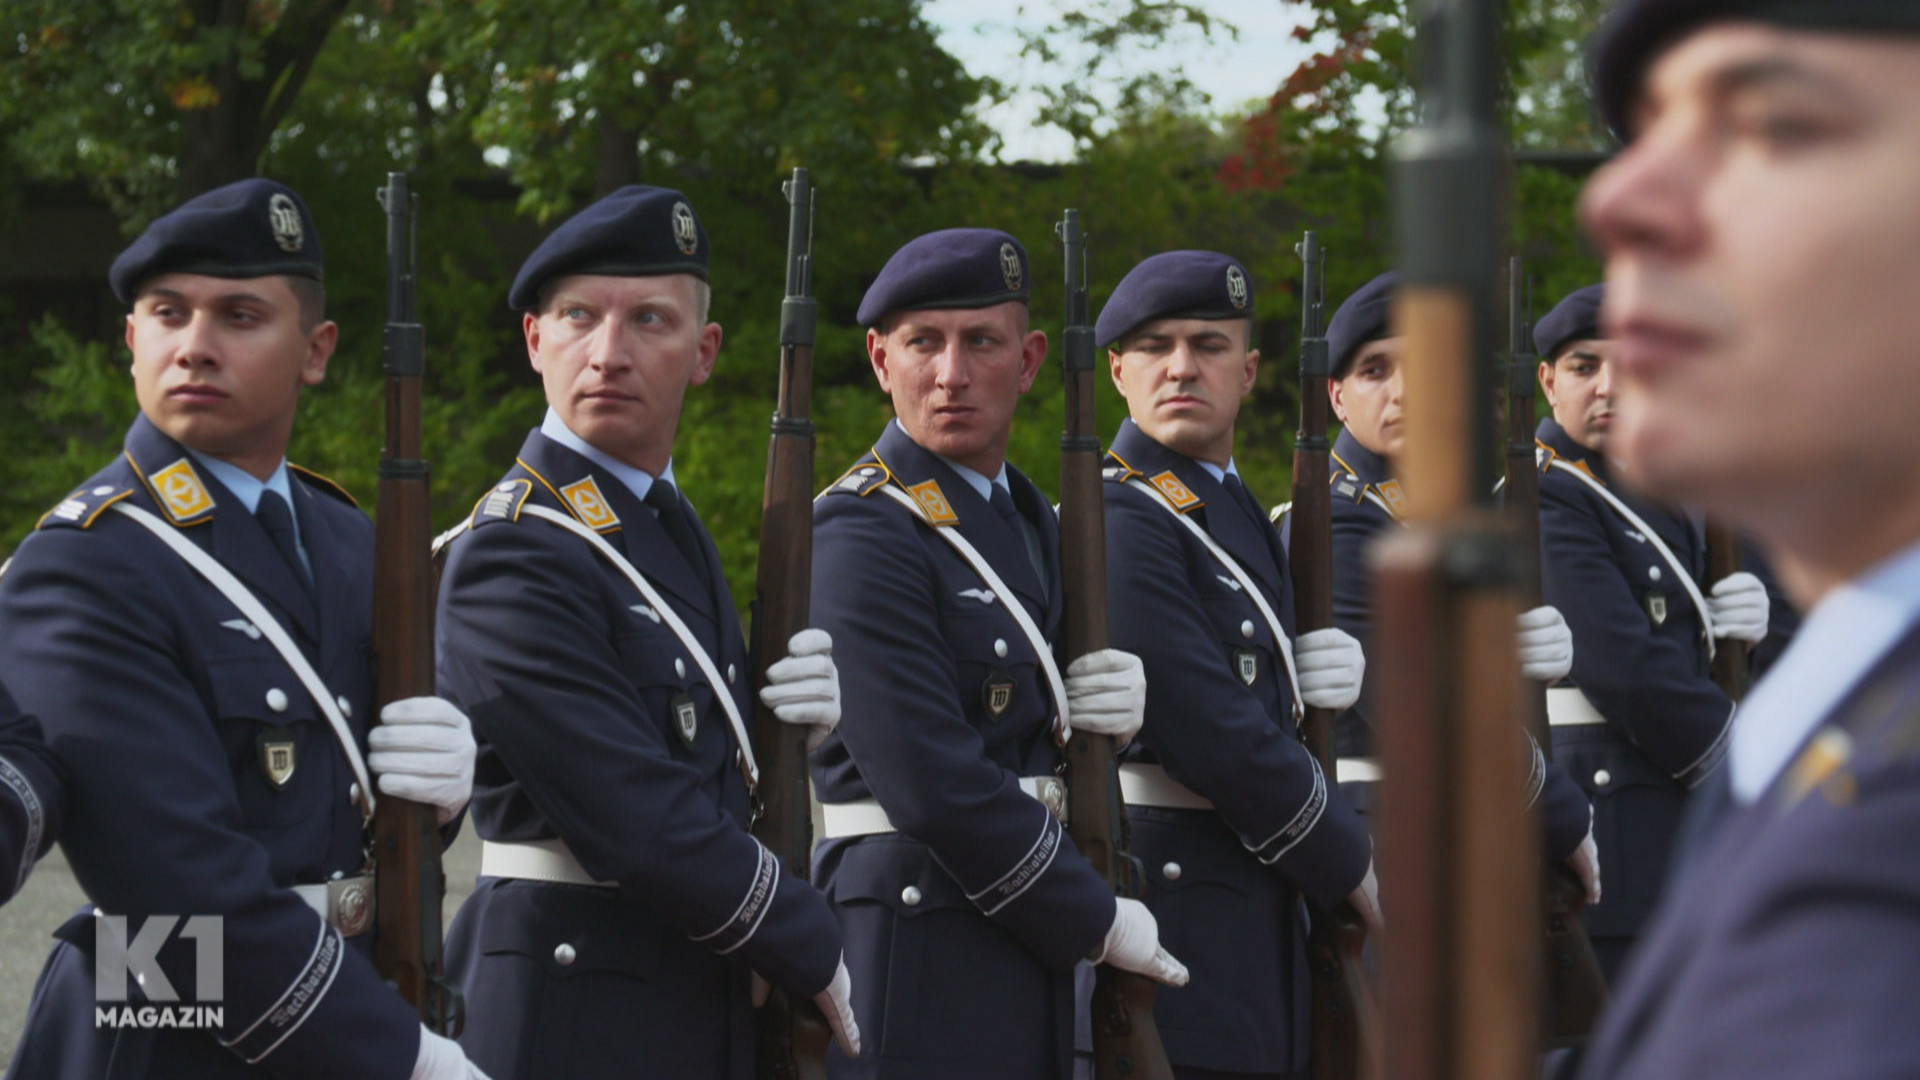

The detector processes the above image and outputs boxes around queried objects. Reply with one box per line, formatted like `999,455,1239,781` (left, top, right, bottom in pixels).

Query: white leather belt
1336,757,1382,784
1117,763,1214,810
1547,687,1609,727
481,838,616,889
822,776,1068,839
290,875,375,937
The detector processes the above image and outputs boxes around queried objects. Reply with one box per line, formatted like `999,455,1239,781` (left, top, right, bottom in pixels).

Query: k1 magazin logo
93,914,225,1029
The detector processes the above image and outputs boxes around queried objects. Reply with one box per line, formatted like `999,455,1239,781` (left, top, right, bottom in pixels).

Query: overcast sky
921,0,1319,161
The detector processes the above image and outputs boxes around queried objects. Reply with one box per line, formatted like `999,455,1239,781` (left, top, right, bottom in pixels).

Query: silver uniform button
337,696,352,718
349,782,361,804
675,658,687,679
1241,620,1256,639
92,485,114,496
1162,862,1183,882
994,639,1009,659
1648,566,1663,582
901,886,923,907
727,664,737,684
330,870,345,881
553,943,577,966
266,688,289,713
1594,769,1612,788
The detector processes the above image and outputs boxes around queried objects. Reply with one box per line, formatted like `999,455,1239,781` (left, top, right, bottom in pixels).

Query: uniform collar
1536,417,1610,483
907,420,1010,502
1332,427,1390,485
539,407,677,507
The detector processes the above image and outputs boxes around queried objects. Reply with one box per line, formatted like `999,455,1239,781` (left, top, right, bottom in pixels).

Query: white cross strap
1125,478,1305,725
111,502,375,822
874,484,1072,744
521,504,760,790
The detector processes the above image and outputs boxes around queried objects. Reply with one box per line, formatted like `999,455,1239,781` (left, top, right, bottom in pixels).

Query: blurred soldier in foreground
1097,250,1377,1080
809,228,1187,1079
1531,283,1771,979
1575,2,1920,1077
434,185,857,1079
1312,272,1598,884
0,179,486,1080
0,683,61,906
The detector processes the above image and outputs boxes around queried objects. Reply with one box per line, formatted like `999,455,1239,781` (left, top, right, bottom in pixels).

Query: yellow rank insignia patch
561,476,620,532
1150,471,1201,512
908,479,959,526
150,458,215,522
1376,479,1408,519
1784,728,1855,808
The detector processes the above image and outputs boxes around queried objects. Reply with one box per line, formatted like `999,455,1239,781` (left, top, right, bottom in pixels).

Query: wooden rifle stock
370,172,463,1035
1056,209,1172,1080
750,168,833,1080
1505,258,1608,1048
1289,231,1384,1080
1706,527,1748,700
1377,4,1535,1078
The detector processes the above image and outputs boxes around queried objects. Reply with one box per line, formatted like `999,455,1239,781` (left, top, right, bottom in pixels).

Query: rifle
1289,231,1384,1080
750,168,832,1080
1056,209,1172,1080
1504,257,1608,1048
1706,527,1748,700
1373,2,1536,1078
370,172,463,1035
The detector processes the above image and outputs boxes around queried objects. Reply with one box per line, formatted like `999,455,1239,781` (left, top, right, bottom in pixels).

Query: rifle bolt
553,943,577,966
1162,862,1182,882
900,886,923,907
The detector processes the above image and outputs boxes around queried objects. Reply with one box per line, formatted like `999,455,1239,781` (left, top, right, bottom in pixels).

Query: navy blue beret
1534,284,1607,360
856,228,1030,327
509,185,709,310
1095,250,1255,350
1327,272,1398,379
109,179,322,304
1592,0,1920,136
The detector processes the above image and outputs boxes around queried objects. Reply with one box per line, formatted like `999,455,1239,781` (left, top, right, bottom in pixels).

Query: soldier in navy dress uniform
810,228,1188,1080
1530,282,1774,980
1570,3,1920,1076
434,185,858,1080
0,682,63,906
1313,271,1598,886
0,179,488,1080
1095,250,1378,1080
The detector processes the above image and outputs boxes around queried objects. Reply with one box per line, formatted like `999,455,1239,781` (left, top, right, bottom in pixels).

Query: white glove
1515,605,1575,683
752,956,861,1059
1707,572,1769,644
1567,823,1602,906
371,697,477,826
1295,628,1365,712
411,1026,491,1080
1065,649,1146,745
1094,897,1189,987
759,628,841,750
1347,860,1384,934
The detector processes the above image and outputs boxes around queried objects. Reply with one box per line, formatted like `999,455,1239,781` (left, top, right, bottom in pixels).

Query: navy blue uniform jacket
1537,418,1728,947
435,429,842,1080
0,681,63,906
1578,622,1920,1080
810,422,1116,1080
1103,420,1369,1075
0,415,422,1080
1321,428,1590,860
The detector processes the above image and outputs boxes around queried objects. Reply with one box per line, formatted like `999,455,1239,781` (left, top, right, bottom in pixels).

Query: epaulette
1102,452,1142,484
36,481,136,531
1330,471,1367,504
469,478,534,529
290,464,361,508
1534,443,1555,476
823,460,892,498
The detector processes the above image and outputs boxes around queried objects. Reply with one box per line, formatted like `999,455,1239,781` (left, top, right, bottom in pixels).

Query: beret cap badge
1000,243,1023,292
1226,265,1249,311
671,201,698,256
267,193,304,254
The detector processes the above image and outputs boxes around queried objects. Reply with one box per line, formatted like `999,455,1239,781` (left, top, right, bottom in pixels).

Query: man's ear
300,321,339,387
689,322,723,386
867,327,893,393
1328,376,1348,423
525,312,545,374
1016,329,1048,394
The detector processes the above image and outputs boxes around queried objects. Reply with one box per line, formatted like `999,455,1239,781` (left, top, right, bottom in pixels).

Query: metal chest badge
1646,591,1668,626
672,692,699,747
1235,648,1258,686
257,730,296,788
983,671,1017,719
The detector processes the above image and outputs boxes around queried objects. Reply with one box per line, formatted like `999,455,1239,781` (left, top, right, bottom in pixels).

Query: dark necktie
1223,472,1266,527
255,489,312,595
990,482,1049,600
645,480,714,595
